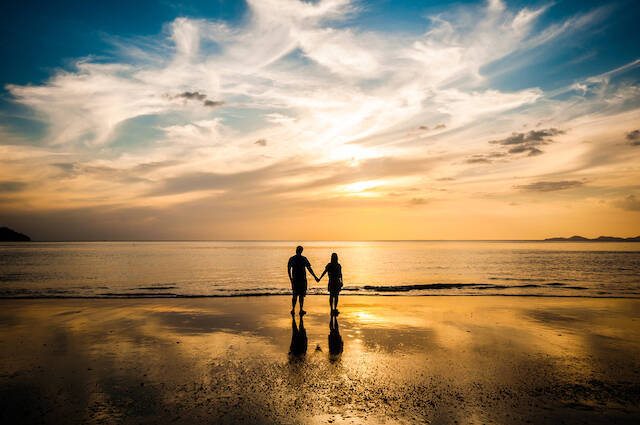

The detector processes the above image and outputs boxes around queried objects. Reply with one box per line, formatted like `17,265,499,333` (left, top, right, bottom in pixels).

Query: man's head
296,245,303,255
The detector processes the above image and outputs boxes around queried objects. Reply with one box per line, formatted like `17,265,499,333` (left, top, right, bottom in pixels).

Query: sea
1,241,639,298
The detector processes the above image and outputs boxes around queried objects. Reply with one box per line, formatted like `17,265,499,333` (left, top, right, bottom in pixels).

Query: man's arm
287,258,293,282
306,262,319,282
308,267,319,282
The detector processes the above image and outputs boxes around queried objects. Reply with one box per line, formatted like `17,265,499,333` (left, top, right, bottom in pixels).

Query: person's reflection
289,314,307,359
328,313,343,361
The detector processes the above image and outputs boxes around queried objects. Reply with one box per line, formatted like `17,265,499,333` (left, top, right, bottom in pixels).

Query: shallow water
1,296,639,424
0,241,639,298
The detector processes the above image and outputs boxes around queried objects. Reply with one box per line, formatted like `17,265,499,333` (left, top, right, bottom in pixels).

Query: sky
1,0,639,241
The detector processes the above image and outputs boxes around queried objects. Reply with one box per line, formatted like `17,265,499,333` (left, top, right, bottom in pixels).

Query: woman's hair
331,253,338,263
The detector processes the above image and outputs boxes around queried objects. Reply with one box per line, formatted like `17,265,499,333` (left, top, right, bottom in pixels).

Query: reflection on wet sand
0,296,639,424
289,314,307,359
329,314,343,360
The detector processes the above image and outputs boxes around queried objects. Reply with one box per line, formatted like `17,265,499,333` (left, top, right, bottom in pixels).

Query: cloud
408,197,429,206
626,129,640,146
203,100,224,108
496,128,564,145
614,194,640,211
3,0,577,151
0,181,28,192
178,91,207,101
148,155,443,197
465,152,506,164
489,128,564,156
416,123,445,132
148,166,275,196
175,91,224,108
48,159,180,182
254,139,267,146
466,157,492,164
514,180,584,192
52,162,76,172
507,145,543,156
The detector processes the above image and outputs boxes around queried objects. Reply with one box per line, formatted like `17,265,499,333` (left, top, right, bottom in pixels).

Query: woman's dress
325,262,342,293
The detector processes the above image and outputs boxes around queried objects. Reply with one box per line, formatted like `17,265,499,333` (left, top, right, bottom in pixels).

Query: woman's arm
317,269,326,282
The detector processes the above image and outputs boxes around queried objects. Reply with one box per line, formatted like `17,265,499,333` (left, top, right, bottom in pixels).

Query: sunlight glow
338,180,386,194
324,144,382,166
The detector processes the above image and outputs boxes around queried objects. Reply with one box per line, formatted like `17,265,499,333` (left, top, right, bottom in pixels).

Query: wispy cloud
514,180,584,192
3,0,568,152
614,194,640,211
0,181,28,193
465,152,507,164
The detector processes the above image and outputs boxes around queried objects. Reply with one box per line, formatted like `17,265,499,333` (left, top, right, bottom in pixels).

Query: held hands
315,276,320,283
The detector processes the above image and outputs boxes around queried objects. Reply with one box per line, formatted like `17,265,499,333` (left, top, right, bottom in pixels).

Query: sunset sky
1,0,639,240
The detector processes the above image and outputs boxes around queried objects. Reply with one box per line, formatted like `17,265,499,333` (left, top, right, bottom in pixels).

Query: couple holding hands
287,245,343,316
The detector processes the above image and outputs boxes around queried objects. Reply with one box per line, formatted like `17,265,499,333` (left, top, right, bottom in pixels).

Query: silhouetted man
287,245,318,315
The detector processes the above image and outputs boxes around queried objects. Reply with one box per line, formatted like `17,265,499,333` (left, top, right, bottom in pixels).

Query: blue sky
0,0,639,240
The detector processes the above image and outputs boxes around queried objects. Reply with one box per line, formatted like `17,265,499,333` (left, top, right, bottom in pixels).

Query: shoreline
2,293,640,299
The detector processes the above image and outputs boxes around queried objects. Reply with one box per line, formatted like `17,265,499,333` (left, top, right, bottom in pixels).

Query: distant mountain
545,235,589,241
0,227,31,241
544,235,640,242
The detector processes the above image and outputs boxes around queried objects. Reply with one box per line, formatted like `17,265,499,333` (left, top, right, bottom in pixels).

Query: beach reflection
328,314,343,361
1,296,639,424
289,315,307,359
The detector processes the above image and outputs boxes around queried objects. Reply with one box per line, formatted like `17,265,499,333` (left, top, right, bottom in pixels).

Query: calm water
0,241,639,298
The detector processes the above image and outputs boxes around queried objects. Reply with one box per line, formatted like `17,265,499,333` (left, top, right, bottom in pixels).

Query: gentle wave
362,283,546,291
1,282,638,299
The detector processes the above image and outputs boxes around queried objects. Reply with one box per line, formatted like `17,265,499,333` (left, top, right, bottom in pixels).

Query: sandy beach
1,296,639,424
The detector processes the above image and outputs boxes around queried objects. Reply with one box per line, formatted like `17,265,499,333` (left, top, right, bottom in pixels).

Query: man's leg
329,294,334,310
334,293,339,311
299,295,305,314
291,294,297,314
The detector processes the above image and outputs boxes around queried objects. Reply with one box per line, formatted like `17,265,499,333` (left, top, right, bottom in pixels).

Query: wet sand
1,296,639,424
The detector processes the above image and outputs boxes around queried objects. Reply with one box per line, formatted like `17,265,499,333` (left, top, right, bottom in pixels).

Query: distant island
0,227,31,241
544,235,640,242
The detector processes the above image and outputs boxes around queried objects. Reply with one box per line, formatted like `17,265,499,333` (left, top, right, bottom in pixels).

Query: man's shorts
292,280,307,296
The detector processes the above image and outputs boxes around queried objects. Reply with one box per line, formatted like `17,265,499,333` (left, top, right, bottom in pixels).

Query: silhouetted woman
317,253,343,314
